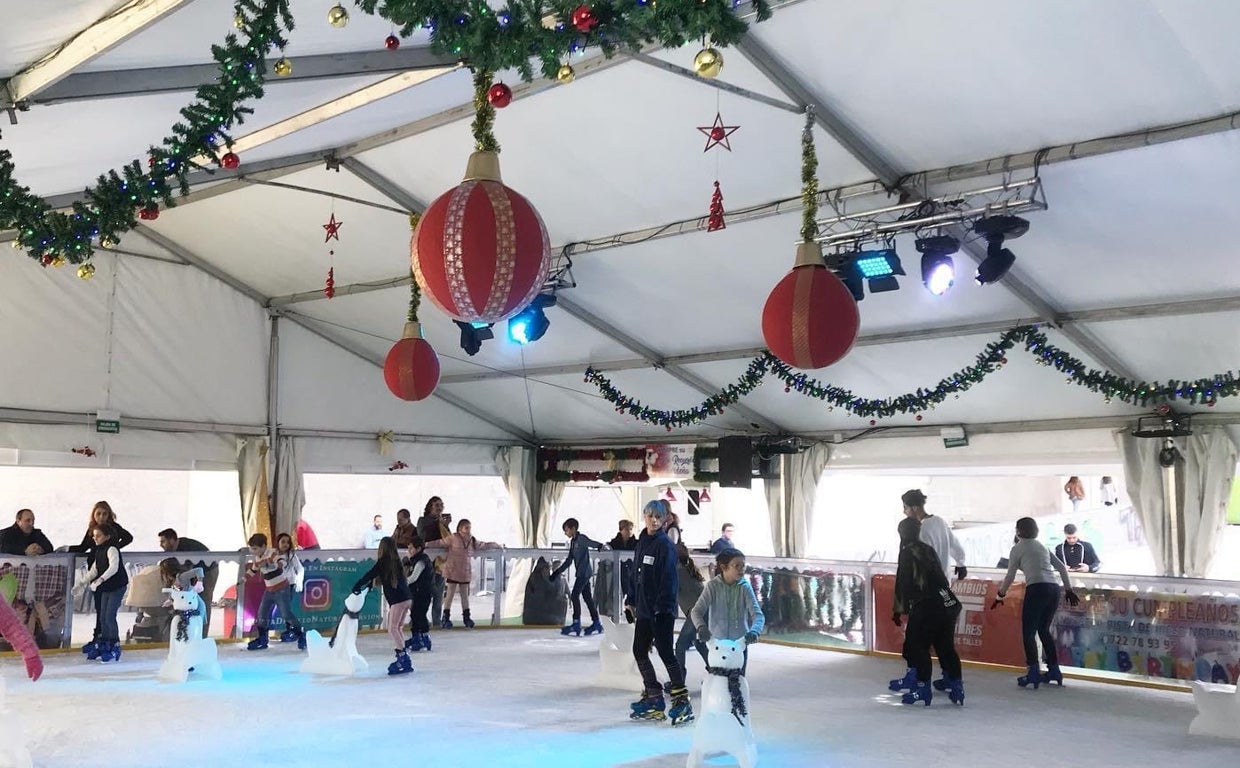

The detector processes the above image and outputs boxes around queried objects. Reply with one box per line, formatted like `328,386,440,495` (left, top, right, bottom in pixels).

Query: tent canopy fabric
3,0,1240,459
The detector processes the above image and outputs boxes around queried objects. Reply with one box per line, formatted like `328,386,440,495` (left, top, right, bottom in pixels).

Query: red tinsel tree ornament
487,82,512,108
411,70,550,324
324,266,335,299
383,270,440,401
761,107,859,369
571,4,599,32
707,181,726,232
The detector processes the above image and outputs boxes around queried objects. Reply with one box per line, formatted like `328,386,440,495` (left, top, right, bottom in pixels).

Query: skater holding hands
352,537,414,675
549,517,608,637
426,519,501,629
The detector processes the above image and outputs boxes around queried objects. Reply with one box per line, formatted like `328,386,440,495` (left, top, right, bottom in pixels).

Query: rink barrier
3,550,1238,691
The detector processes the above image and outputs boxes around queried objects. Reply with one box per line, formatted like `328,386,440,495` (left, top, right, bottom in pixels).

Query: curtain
237,437,272,541
538,481,566,547
274,436,305,538
499,446,539,546
786,442,830,558
764,464,786,557
1181,428,1237,577
1117,431,1168,575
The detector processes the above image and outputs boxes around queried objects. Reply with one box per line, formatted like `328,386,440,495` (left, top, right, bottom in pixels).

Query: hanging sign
95,409,120,434
645,444,696,479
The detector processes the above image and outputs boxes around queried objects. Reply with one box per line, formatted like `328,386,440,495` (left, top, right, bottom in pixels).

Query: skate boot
629,692,667,722
1017,664,1042,689
405,633,425,653
279,628,298,643
247,627,270,651
99,640,121,663
387,649,413,676
560,620,582,636
462,609,475,629
668,685,695,726
583,620,604,636
421,632,432,651
932,678,950,691
82,634,100,658
888,667,917,692
1042,660,1063,687
901,680,933,706
440,610,453,630
296,628,307,651
946,678,965,706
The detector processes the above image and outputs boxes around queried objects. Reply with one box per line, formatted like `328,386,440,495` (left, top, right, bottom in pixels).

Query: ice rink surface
4,628,1237,767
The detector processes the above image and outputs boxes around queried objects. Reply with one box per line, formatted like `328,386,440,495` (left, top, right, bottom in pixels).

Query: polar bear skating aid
158,585,222,683
596,615,639,689
687,637,757,768
300,588,369,676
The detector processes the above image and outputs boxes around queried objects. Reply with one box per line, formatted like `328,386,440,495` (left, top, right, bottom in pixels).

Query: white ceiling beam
2,0,196,107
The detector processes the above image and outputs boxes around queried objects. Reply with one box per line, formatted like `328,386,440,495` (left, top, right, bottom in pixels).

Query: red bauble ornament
761,242,860,369
385,34,401,50
411,151,551,324
870,419,877,426
915,414,923,421
571,4,598,32
383,322,441,401
40,255,53,266
221,152,240,170
487,82,513,108
139,205,160,220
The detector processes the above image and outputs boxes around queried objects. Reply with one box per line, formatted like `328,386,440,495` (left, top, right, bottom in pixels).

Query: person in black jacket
549,518,608,637
1054,524,1101,573
158,528,219,637
0,509,54,556
404,536,435,652
415,496,450,625
69,501,133,555
352,537,414,675
625,500,693,725
891,517,964,706
84,523,129,663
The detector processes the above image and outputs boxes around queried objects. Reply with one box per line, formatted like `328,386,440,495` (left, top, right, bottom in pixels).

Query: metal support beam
555,296,784,434
2,0,194,107
627,52,801,114
279,426,514,447
28,47,459,105
279,311,536,445
340,157,428,213
266,313,281,512
0,406,266,435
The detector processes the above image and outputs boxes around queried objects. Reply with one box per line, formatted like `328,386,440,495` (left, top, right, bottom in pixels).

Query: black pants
633,613,683,695
570,576,599,623
1022,582,1061,667
411,593,432,633
904,601,962,683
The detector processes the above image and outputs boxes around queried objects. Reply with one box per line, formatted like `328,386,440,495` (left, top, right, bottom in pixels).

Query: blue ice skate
946,679,965,705
279,628,298,643
387,650,413,676
888,667,917,692
583,620,604,636
667,686,694,726
462,609,475,628
630,693,667,722
901,681,932,706
405,633,424,653
1017,664,1042,689
1041,660,1063,687
561,620,582,636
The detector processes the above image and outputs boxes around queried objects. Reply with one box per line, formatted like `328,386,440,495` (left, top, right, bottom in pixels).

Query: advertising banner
645,444,696,479
240,557,382,634
873,575,1025,666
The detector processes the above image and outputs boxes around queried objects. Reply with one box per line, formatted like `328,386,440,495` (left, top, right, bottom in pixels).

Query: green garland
356,0,771,82
5,0,771,266
2,0,295,264
584,324,1240,429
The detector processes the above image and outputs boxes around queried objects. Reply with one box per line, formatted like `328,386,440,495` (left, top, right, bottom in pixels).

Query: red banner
872,575,1026,666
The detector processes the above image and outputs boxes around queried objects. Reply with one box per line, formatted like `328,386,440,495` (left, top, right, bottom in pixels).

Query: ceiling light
506,293,556,345
973,215,1029,286
915,234,959,296
454,320,494,356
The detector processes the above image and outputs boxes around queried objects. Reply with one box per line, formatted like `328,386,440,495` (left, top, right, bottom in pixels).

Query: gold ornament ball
50,256,67,268
693,47,723,79
327,4,349,27
274,57,293,77
556,64,576,84
99,236,117,250
233,14,245,29
77,263,96,280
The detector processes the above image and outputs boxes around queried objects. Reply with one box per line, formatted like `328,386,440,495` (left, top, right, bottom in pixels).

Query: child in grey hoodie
690,547,764,675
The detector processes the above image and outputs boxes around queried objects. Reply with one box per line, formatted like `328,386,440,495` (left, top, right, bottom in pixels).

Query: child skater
992,516,1080,688
891,517,964,706
427,519,501,629
404,536,435,652
0,593,42,681
85,523,129,662
675,541,709,679
626,499,693,725
690,547,764,677
352,536,414,675
549,517,608,636
245,533,306,651
274,533,304,644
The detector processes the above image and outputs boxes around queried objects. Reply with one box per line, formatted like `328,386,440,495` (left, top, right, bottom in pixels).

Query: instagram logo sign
302,578,332,611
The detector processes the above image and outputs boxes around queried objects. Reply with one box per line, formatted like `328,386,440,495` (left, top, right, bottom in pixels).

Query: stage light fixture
853,249,903,279
915,234,959,296
506,293,557,345
973,215,1029,286
454,319,494,356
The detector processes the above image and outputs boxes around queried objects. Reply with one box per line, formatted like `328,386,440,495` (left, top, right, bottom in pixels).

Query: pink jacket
427,532,500,583
0,596,42,680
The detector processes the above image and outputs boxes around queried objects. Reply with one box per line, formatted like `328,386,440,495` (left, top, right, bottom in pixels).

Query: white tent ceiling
3,0,1240,454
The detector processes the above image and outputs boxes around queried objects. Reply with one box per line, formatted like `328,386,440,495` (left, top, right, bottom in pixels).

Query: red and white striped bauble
411,151,550,324
761,242,860,370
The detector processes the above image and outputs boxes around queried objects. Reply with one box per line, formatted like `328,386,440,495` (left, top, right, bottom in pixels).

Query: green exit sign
95,410,120,434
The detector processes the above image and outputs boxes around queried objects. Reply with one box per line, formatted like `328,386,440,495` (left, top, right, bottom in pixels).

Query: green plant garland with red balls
2,0,770,267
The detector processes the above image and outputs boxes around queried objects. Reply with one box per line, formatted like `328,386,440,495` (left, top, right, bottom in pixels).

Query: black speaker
717,436,752,489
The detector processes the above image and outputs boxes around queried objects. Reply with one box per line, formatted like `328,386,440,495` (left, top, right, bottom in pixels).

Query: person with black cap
890,517,964,706
1054,524,1101,573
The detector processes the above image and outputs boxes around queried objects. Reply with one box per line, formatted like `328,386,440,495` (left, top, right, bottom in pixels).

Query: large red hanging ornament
383,322,440,401
761,242,860,370
487,82,512,108
411,151,550,324
571,4,598,32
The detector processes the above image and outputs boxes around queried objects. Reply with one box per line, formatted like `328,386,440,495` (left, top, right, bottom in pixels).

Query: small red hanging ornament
707,181,726,232
762,243,860,370
388,460,408,472
383,322,441,401
487,82,513,108
385,34,400,50
570,4,598,32
221,152,240,170
139,205,160,220
72,446,97,457
40,255,53,266
324,266,335,299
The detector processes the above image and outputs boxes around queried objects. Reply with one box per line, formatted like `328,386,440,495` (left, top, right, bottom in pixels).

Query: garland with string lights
584,324,1240,429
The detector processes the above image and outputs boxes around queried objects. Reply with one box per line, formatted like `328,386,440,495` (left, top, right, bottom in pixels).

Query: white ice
4,628,1238,768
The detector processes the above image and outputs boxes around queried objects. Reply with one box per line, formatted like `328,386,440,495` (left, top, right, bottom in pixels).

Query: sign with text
645,444,695,479
240,558,382,633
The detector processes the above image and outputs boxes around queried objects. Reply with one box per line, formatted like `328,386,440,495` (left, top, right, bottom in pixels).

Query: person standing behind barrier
549,518,608,637
69,502,133,556
158,528,218,638
0,510,53,556
416,496,451,625
393,508,416,548
1054,524,1101,573
709,523,735,555
992,517,1080,689
294,518,321,550
890,517,964,706
901,490,967,581
674,541,708,678
609,520,637,551
1064,476,1085,512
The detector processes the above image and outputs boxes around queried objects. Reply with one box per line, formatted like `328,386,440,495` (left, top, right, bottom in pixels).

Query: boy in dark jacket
550,518,608,636
405,536,435,652
624,500,693,725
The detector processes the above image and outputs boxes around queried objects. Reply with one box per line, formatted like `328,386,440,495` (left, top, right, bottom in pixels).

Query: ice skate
387,649,413,676
81,635,100,658
98,640,121,663
560,620,582,636
668,685,695,726
888,667,917,692
279,628,298,643
440,610,453,629
583,620,604,636
946,678,965,705
420,632,432,651
1017,664,1042,689
901,680,933,706
1041,662,1063,686
932,678,950,691
405,633,424,653
629,692,667,722
462,609,475,628
295,628,306,651
247,628,270,651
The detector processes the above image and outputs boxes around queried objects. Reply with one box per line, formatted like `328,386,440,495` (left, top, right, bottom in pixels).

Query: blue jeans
256,585,302,632
675,619,709,674
97,588,124,643
1022,582,1061,667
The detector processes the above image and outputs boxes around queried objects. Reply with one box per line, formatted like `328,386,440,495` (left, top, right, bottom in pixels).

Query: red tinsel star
322,213,344,242
697,112,740,153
